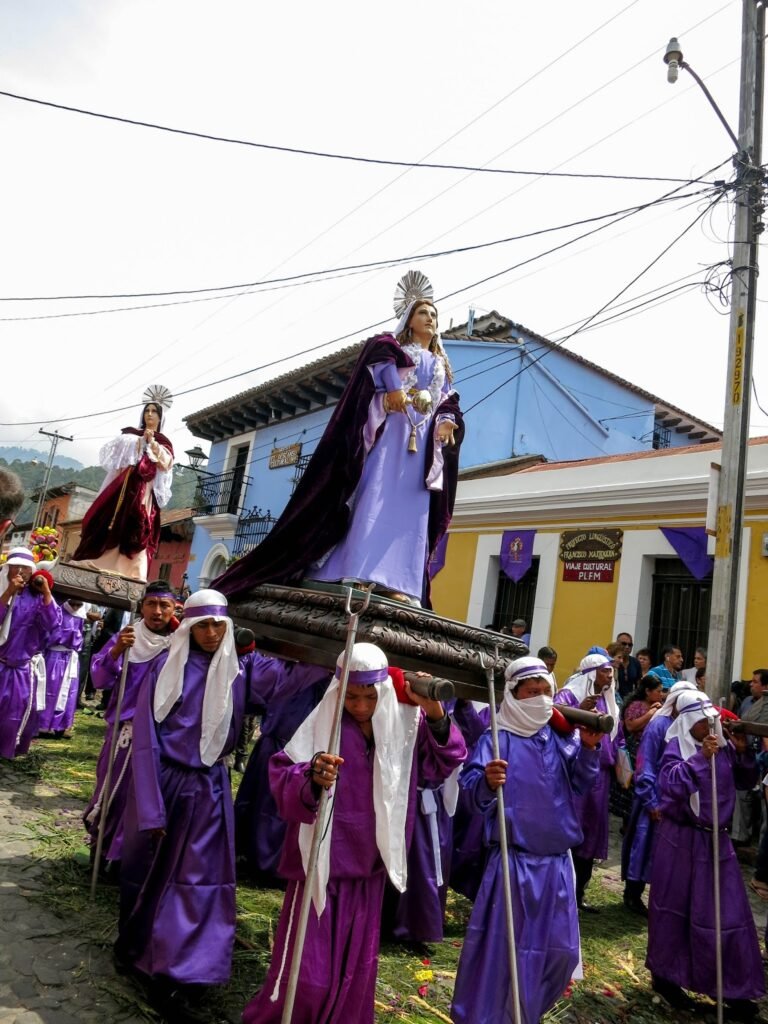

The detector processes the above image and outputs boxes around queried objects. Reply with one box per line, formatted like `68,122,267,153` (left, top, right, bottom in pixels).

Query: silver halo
393,270,433,319
142,384,174,411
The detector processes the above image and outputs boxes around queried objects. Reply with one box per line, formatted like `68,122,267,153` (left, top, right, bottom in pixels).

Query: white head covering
153,589,239,767
62,600,88,620
562,653,619,740
664,691,725,816
653,678,699,718
0,548,38,648
283,642,420,916
497,657,555,737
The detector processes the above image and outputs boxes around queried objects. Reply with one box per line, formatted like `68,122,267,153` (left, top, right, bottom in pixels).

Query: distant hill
2,458,198,524
0,446,84,471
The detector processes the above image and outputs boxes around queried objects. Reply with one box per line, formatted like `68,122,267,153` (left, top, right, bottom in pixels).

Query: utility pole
706,0,765,703
32,428,74,531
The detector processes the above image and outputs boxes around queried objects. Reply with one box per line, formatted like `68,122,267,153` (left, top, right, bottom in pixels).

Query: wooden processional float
228,580,614,734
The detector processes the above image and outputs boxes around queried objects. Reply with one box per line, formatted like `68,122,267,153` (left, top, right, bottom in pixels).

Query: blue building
183,311,719,588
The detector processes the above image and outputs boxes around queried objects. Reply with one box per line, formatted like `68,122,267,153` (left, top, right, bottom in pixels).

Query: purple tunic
621,713,668,884
0,590,61,758
234,678,329,883
38,609,85,733
646,738,764,999
83,640,168,862
449,701,491,901
554,688,619,860
451,727,600,1024
312,350,457,601
386,780,454,942
243,712,466,1024
117,650,326,985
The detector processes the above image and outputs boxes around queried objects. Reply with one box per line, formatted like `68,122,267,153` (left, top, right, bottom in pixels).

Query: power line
0,178,727,430
462,190,727,416
0,87,706,186
0,185,715,304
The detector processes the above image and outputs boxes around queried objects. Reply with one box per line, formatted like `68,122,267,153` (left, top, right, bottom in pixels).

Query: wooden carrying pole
280,586,372,1023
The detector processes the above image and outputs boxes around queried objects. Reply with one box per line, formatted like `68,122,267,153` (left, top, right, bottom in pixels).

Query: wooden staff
480,652,522,1024
709,717,724,1024
89,599,137,898
280,585,372,1024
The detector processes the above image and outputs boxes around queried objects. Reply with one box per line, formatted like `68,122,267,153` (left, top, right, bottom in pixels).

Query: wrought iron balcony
193,468,253,518
232,507,278,558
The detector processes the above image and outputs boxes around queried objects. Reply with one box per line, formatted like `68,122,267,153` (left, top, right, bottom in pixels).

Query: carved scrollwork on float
230,582,527,699
49,562,145,611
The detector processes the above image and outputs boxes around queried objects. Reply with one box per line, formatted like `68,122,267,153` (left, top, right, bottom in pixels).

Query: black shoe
651,975,697,1010
234,755,247,773
149,984,213,1024
623,895,648,917
577,901,601,915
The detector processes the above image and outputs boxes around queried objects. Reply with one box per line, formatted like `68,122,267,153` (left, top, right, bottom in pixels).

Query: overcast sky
1,0,763,470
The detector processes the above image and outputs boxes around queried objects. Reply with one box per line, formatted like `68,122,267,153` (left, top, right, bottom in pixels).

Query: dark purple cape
214,334,464,607
73,427,174,562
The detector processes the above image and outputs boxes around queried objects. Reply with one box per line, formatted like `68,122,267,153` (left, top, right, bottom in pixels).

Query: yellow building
432,437,768,689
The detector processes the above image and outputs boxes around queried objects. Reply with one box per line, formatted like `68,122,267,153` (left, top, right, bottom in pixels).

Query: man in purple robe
0,549,61,759
83,581,178,867
38,599,87,737
554,651,621,912
452,657,601,1024
647,693,765,1019
620,680,698,915
116,589,329,1022
242,642,466,1024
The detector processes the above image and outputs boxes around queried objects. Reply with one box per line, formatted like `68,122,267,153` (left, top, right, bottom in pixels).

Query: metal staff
480,652,522,1024
710,717,724,1024
281,585,372,1024
89,599,137,898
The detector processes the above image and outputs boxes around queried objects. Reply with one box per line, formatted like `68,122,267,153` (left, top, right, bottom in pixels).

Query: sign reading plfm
559,529,623,583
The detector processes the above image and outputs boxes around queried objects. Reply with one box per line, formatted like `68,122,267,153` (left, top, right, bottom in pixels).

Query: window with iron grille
233,507,278,559
492,558,539,634
291,454,313,495
652,424,672,450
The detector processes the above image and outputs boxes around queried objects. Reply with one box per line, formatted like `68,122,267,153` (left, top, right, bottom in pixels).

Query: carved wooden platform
50,562,145,611
230,582,527,702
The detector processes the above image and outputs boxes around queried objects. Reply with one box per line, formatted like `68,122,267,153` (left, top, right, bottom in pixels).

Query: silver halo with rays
141,384,174,411
393,270,434,319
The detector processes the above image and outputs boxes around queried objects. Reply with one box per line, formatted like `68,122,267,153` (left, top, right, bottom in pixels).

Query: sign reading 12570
560,529,623,583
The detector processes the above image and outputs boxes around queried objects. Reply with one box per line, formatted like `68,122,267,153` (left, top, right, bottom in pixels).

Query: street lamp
663,37,741,150
184,446,209,472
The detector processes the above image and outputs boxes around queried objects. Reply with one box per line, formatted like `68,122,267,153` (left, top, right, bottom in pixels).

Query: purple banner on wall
660,526,713,581
428,533,449,579
500,529,536,582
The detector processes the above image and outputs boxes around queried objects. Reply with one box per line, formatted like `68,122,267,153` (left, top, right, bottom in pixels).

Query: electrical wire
0,186,715,306
0,87,706,186
462,190,727,416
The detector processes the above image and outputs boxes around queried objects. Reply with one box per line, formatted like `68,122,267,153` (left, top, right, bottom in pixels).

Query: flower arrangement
29,526,60,564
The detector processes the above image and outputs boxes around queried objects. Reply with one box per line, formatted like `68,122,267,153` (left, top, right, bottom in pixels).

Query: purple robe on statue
83,638,168,862
214,334,463,608
234,678,329,883
117,650,328,985
312,348,459,602
451,726,600,1024
37,608,85,733
0,590,61,758
554,687,620,860
646,738,765,1000
621,713,668,884
242,712,466,1024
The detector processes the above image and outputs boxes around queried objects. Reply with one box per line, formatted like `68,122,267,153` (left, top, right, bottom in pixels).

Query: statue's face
143,404,161,431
